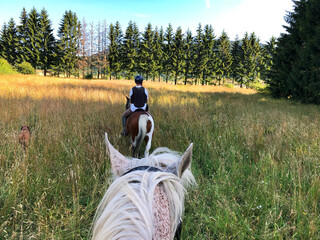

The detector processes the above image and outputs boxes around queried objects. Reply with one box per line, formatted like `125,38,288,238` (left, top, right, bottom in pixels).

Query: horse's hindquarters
127,111,154,158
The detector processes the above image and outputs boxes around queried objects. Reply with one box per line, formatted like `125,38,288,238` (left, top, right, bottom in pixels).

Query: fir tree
156,27,164,82
26,7,40,69
113,21,122,79
241,32,254,88
38,8,56,76
201,24,215,85
183,29,194,85
17,8,29,63
122,21,137,79
217,30,232,84
230,36,243,85
57,10,80,77
1,19,19,65
132,22,140,74
260,36,276,83
193,23,205,85
139,23,155,80
107,23,121,79
249,32,261,82
163,24,173,83
270,0,320,104
172,26,184,85
153,27,163,81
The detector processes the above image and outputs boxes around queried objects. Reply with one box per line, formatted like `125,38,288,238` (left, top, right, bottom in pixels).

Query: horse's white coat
132,113,154,158
91,134,196,240
144,114,154,157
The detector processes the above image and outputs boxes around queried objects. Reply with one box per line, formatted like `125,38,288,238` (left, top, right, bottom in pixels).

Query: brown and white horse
125,96,154,158
91,133,196,240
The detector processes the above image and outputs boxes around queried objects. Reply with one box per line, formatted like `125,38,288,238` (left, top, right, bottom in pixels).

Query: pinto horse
125,96,154,158
91,133,196,240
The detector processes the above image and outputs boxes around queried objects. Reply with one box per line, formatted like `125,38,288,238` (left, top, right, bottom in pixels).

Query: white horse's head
91,133,196,240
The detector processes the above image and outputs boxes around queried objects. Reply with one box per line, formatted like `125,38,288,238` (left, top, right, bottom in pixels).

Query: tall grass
0,74,319,239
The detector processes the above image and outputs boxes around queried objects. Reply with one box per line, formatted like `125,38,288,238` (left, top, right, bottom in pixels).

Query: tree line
268,0,320,104
0,7,276,87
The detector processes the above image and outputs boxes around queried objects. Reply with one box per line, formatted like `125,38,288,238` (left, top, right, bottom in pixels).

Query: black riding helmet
135,75,143,84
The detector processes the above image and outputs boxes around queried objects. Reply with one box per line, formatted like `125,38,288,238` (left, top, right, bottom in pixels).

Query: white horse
91,133,196,240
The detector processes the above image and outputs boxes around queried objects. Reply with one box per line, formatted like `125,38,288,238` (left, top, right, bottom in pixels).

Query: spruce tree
0,23,8,59
153,27,163,81
193,23,205,85
260,36,276,83
122,21,136,79
132,22,140,74
163,24,173,83
26,8,40,69
240,32,254,88
183,29,194,85
249,32,261,82
217,30,232,84
270,0,320,104
107,23,116,80
17,8,29,63
1,19,19,65
57,10,80,77
113,21,122,79
38,8,56,76
201,24,216,85
230,36,243,85
172,26,184,85
139,23,155,80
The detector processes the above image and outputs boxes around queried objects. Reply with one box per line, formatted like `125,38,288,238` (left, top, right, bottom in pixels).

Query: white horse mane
91,146,196,240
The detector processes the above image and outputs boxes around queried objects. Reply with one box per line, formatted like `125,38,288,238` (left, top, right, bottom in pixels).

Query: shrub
223,83,234,88
0,58,17,74
84,73,93,79
16,61,36,75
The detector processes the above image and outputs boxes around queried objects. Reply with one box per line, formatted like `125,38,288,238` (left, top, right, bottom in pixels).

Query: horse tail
133,114,149,157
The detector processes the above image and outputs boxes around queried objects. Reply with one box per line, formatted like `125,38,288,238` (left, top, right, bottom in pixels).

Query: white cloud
213,0,294,42
206,0,210,8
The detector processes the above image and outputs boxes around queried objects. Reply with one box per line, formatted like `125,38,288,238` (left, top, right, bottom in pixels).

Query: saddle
133,104,148,112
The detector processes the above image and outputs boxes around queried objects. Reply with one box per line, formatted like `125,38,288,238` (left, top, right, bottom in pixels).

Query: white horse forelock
91,147,196,240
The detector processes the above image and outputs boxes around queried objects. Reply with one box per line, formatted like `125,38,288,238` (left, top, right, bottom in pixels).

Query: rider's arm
145,88,149,101
129,88,133,103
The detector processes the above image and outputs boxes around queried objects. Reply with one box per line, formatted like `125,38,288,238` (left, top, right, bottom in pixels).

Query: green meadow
0,75,319,239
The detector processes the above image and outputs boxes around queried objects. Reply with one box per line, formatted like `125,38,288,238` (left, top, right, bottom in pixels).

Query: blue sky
0,0,294,43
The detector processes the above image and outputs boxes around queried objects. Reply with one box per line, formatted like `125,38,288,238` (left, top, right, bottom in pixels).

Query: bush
16,61,36,75
0,58,17,74
84,73,93,79
223,83,234,88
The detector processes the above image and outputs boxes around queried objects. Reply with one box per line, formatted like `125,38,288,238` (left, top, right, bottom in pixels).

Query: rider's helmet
135,75,143,84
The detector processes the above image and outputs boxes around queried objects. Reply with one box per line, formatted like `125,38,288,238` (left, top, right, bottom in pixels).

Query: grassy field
0,74,319,239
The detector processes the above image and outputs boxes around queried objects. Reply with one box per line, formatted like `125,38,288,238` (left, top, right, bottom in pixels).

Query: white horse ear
105,133,129,176
177,143,193,178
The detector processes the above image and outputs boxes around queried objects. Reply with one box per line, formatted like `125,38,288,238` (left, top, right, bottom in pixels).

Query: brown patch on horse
126,111,150,142
18,126,31,152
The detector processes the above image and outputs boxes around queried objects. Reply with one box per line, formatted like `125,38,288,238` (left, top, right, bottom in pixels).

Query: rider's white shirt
129,86,149,111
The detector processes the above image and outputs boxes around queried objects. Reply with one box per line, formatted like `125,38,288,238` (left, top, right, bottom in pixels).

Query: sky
0,0,294,43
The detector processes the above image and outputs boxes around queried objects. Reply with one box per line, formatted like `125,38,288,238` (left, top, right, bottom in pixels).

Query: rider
121,75,149,136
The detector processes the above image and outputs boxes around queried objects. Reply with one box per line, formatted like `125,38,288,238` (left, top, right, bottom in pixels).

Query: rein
122,166,163,176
